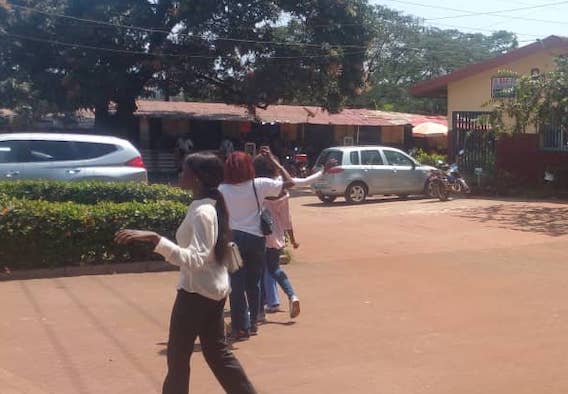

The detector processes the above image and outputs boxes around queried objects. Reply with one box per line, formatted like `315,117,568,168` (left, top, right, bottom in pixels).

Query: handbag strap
252,180,261,214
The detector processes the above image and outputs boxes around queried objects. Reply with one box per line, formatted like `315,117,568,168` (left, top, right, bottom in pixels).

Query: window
384,150,413,167
542,126,568,152
0,140,118,163
316,150,343,167
0,142,16,163
350,151,360,165
74,142,118,159
361,150,383,165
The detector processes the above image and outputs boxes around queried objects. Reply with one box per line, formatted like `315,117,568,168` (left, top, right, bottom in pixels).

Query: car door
360,149,395,194
382,149,424,193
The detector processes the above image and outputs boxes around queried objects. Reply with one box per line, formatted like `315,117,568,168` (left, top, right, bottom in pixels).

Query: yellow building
411,36,568,187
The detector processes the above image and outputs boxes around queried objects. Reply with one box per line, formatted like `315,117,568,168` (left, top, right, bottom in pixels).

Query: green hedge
0,197,187,269
0,181,192,205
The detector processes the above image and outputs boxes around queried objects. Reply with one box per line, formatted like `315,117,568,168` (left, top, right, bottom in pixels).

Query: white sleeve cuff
154,237,178,262
292,170,323,187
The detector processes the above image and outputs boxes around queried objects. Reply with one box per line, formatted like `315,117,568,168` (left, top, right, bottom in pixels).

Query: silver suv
312,146,435,204
0,133,148,183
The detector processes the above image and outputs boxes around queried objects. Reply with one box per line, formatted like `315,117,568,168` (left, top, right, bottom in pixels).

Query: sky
370,0,568,44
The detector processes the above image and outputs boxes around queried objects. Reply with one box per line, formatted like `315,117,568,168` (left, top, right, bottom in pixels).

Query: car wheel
317,195,337,204
345,182,367,204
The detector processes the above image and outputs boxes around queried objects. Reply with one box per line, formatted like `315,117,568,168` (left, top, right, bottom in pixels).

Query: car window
316,150,343,167
0,142,16,163
350,151,360,165
384,150,413,167
361,150,383,165
0,140,118,163
74,142,118,160
0,141,41,163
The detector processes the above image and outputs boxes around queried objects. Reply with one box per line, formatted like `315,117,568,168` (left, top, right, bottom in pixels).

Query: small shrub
0,197,187,269
0,181,191,205
413,149,447,167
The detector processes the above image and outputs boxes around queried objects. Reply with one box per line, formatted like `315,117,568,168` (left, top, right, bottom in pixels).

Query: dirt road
1,196,567,393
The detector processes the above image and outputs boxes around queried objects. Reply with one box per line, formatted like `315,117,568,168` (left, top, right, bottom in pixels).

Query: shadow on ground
301,196,426,208
455,204,568,237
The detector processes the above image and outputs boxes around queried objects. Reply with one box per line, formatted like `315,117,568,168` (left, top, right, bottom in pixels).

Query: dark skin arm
114,230,161,247
286,229,300,249
260,146,295,189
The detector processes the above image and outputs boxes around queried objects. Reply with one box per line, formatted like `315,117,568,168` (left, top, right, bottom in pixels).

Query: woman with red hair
219,148,294,340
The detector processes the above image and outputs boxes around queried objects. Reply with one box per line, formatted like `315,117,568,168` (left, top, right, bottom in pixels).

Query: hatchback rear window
316,150,343,167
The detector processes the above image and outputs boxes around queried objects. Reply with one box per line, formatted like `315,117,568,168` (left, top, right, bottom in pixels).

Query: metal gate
451,111,496,174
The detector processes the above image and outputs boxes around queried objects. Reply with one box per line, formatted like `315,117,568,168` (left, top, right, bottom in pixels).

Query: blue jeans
230,231,266,333
265,248,295,299
263,266,280,307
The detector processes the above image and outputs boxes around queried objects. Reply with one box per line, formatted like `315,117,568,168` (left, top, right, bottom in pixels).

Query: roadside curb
0,261,178,282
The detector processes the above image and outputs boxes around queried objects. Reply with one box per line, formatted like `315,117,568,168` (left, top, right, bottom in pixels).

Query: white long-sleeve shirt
154,198,230,301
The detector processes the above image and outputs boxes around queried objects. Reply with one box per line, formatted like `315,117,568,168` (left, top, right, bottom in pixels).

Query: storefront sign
491,76,517,98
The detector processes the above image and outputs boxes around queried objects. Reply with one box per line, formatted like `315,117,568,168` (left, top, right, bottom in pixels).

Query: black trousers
162,290,257,394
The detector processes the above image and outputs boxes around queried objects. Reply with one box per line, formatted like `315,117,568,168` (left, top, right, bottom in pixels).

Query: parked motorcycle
284,148,309,178
426,155,470,201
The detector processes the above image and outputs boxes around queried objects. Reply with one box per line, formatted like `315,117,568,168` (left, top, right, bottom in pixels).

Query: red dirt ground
1,196,568,394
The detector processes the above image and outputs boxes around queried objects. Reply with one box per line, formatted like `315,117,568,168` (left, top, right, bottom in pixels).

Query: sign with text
491,76,517,98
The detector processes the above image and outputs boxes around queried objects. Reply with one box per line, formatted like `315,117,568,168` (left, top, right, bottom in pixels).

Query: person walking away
219,148,294,340
115,152,257,394
174,134,194,174
254,155,335,318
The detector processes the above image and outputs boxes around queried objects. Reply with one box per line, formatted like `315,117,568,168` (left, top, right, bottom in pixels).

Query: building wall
496,134,568,187
381,126,405,145
447,47,568,131
334,125,356,145
281,123,299,142
161,118,191,136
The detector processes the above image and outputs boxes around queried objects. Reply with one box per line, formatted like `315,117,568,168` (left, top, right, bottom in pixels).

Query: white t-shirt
219,178,283,237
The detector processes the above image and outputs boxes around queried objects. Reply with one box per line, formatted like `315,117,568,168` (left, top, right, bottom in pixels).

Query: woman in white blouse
115,152,257,394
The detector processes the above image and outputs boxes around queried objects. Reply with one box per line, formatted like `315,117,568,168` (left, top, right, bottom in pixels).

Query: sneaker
250,324,259,336
289,296,301,319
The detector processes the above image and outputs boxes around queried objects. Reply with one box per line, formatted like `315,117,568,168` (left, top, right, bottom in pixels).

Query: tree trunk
94,101,111,129
115,96,138,137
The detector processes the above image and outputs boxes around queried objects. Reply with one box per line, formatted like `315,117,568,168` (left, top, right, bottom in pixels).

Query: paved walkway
1,196,568,393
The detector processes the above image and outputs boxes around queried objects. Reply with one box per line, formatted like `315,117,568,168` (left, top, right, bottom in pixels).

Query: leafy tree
0,0,374,128
349,5,518,114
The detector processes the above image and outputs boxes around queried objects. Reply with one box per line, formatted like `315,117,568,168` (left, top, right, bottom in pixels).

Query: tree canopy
0,0,374,126
348,5,518,114
0,0,522,128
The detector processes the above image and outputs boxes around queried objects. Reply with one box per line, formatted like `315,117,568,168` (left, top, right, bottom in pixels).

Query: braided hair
184,152,231,263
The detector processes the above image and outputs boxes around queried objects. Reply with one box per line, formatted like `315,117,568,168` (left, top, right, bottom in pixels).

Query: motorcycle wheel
451,182,463,193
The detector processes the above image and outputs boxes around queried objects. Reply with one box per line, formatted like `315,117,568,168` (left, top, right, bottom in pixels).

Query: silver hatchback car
312,146,435,204
0,133,148,183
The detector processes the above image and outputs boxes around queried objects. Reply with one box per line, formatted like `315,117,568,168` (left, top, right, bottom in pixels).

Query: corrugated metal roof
135,100,446,127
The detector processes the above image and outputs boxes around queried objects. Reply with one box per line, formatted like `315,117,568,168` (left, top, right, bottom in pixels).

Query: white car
312,146,435,204
0,133,148,183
